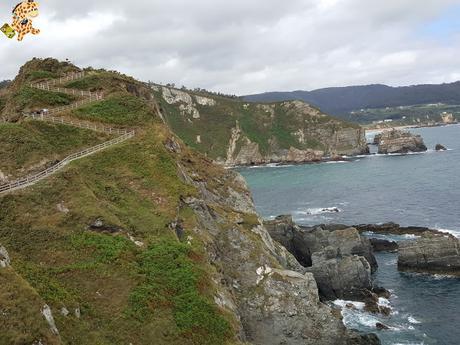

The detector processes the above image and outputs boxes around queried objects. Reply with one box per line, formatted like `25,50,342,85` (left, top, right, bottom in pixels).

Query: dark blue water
240,125,460,236
239,125,460,345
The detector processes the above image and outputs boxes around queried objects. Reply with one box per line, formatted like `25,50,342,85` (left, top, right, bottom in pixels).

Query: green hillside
0,58,376,345
45,69,368,165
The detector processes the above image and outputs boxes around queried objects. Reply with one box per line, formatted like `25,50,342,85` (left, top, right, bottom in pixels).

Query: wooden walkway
0,72,136,195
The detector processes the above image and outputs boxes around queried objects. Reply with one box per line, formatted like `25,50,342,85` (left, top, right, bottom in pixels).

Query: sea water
239,124,460,345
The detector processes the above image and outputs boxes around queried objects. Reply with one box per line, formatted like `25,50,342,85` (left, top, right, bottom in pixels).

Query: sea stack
377,129,427,154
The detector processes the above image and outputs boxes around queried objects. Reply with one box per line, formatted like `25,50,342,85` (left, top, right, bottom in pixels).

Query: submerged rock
435,144,447,151
398,232,460,274
376,322,390,330
377,129,427,154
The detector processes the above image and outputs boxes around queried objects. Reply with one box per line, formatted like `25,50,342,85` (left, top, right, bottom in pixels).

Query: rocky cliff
375,129,427,154
0,58,378,345
151,86,369,166
264,216,380,302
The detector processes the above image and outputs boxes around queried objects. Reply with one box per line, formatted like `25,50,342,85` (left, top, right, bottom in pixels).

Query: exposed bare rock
398,232,460,274
264,216,377,300
265,216,377,272
370,238,398,252
0,245,10,268
242,268,367,345
177,162,379,344
88,218,123,234
41,305,59,335
354,222,444,237
377,129,427,154
195,95,216,106
307,251,372,301
435,144,447,151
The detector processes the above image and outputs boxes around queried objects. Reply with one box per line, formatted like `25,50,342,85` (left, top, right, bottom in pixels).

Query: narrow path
0,72,136,195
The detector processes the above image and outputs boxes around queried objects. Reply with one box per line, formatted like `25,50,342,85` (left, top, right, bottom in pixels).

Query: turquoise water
239,125,460,345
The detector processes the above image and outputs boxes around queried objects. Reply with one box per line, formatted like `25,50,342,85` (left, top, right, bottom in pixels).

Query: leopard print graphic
11,0,40,41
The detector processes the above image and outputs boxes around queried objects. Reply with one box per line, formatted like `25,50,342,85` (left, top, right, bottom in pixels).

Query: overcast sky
0,0,459,94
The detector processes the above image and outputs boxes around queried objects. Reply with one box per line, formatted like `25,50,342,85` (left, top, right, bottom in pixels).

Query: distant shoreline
364,122,458,134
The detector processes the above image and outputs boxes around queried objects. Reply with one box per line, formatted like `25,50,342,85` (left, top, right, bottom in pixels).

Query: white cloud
0,0,459,94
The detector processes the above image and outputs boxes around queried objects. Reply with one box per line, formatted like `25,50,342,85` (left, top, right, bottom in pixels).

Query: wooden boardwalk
0,72,136,195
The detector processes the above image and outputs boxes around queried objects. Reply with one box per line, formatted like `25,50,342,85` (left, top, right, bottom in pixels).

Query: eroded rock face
307,251,372,301
242,268,356,345
264,216,377,300
398,232,460,274
174,153,379,344
265,216,377,271
377,130,427,154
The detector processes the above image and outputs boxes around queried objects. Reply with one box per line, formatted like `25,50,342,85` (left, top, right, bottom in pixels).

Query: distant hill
244,82,460,117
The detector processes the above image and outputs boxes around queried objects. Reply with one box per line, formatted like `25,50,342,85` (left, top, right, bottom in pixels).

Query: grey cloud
0,0,459,95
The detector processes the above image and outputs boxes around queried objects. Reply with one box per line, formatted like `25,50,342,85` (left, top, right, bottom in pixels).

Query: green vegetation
13,86,76,110
0,268,60,345
66,74,102,90
0,122,236,344
349,103,460,126
0,121,110,177
128,240,231,344
74,94,154,125
27,70,59,81
154,90,337,159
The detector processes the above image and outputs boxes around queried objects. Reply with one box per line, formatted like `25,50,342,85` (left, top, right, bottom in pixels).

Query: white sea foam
298,207,342,215
408,316,422,324
325,160,350,164
378,297,391,309
333,299,365,310
434,227,460,238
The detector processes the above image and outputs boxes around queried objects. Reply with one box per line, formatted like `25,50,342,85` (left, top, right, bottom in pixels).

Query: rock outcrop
398,232,460,274
435,144,447,151
377,130,427,154
177,166,379,344
0,245,10,268
264,216,377,300
370,238,398,252
354,222,445,237
307,249,372,301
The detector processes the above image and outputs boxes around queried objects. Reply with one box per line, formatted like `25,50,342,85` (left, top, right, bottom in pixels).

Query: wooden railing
0,71,136,195
0,132,134,194
25,113,131,135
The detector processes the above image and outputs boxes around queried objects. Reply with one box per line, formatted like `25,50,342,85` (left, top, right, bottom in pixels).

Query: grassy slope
0,267,61,345
0,124,239,344
0,121,111,178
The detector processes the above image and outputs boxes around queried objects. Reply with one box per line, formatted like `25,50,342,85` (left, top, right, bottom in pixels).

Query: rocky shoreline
262,216,460,339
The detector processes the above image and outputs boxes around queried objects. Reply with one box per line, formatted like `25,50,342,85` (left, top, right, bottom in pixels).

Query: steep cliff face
0,59,378,344
152,86,369,166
